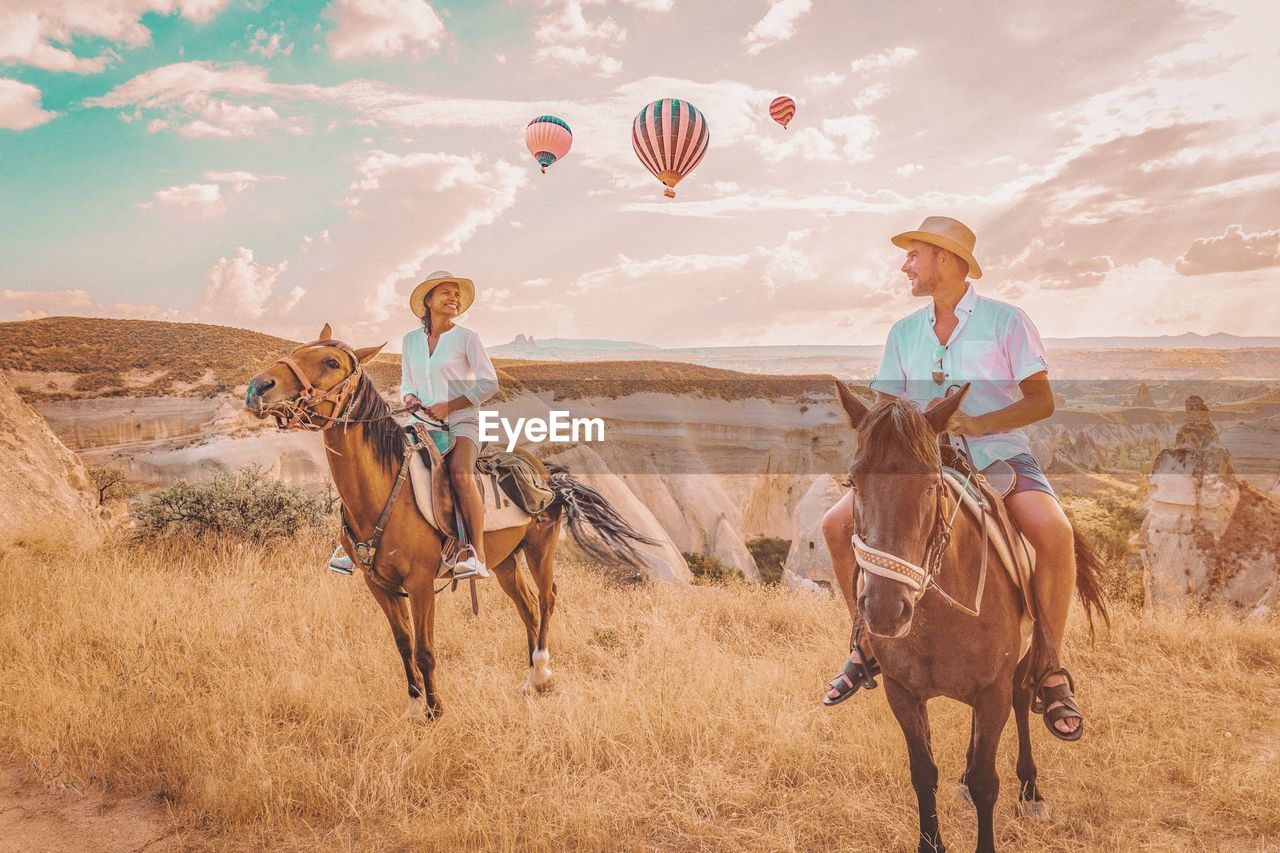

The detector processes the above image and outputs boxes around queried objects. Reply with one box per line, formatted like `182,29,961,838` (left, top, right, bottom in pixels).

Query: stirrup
328,546,355,576
452,554,490,580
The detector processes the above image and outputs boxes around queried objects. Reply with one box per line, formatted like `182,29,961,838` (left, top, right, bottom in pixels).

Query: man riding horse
822,216,1085,741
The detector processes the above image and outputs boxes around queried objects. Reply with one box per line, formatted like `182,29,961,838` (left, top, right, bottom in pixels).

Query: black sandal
1032,668,1085,742
822,628,880,707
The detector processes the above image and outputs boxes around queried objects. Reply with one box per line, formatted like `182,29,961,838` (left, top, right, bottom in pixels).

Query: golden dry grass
1,531,1277,851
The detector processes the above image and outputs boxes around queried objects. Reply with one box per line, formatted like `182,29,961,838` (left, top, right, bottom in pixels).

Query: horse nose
245,377,275,408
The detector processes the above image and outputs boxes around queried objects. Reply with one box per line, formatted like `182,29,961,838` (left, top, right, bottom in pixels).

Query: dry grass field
1,530,1277,852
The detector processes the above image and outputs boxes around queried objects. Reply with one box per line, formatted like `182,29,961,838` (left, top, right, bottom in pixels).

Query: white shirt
868,283,1050,469
399,325,499,427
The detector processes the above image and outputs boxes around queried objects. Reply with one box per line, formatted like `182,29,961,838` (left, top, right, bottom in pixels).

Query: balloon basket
663,187,675,199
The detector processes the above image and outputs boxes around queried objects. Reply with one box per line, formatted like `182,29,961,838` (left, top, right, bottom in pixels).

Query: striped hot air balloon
631,98,709,199
769,96,796,130
525,115,572,174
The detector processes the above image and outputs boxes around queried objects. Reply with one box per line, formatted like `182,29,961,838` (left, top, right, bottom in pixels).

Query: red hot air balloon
525,115,572,174
631,98,709,199
769,96,796,130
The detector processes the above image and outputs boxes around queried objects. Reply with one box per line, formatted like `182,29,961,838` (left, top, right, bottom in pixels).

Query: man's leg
821,490,858,622
820,491,877,704
1005,489,1079,736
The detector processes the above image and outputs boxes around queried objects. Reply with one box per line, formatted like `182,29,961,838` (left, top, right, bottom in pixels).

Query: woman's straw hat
409,270,476,318
891,216,983,279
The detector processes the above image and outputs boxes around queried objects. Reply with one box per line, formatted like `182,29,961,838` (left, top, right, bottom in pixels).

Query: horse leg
490,552,540,689
522,517,560,692
884,678,946,853
406,582,442,719
1013,655,1046,819
967,685,1013,853
958,712,978,805
363,573,423,718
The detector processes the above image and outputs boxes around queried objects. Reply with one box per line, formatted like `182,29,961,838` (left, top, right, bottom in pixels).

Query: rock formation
1131,383,1155,408
782,475,846,593
0,373,108,544
1140,396,1280,617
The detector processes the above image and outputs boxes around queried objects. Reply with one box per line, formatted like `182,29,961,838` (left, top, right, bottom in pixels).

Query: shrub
88,466,140,504
135,466,336,541
683,552,742,586
1062,490,1146,610
746,537,789,586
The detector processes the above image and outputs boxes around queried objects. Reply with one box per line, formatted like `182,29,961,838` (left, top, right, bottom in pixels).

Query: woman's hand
425,401,451,422
404,394,422,409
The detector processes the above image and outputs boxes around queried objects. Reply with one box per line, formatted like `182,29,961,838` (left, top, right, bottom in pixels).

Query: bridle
263,339,367,431
850,458,988,618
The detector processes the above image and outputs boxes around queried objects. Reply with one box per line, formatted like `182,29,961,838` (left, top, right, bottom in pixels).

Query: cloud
248,27,293,58
323,0,446,59
1175,225,1280,275
804,71,845,90
0,288,184,322
531,0,626,77
743,0,811,55
851,82,889,110
0,79,57,130
85,61,306,137
0,0,230,74
895,163,923,177
201,247,289,320
848,46,917,74
138,171,284,216
755,114,876,164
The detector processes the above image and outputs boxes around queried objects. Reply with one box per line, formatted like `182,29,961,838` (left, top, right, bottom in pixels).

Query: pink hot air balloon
525,115,572,174
631,98,709,199
769,95,796,130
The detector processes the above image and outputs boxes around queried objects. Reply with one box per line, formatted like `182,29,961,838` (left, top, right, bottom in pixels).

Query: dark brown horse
835,382,1106,853
245,326,655,718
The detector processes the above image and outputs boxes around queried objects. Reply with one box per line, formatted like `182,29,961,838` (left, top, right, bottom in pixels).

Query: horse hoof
402,696,427,719
1015,798,1048,821
955,783,973,807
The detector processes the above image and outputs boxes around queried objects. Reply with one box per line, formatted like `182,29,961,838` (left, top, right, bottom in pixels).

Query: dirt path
0,764,181,853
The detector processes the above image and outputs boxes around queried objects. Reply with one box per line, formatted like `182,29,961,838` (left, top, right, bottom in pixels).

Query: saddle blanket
408,452,532,533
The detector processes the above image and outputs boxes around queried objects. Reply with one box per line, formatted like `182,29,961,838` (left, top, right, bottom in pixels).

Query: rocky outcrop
1131,383,1155,408
782,475,845,593
1140,396,1280,617
0,373,108,544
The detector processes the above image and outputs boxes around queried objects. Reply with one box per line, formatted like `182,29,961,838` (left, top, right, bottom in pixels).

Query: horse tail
546,465,659,568
1071,527,1110,639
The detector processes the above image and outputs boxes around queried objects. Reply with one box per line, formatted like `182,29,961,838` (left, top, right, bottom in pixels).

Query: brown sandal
1032,668,1085,742
822,627,880,707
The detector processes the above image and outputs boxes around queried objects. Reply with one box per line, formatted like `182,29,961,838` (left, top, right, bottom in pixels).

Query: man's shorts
1006,453,1057,500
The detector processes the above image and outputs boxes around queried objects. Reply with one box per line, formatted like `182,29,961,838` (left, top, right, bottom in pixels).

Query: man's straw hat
410,270,476,318
891,216,983,279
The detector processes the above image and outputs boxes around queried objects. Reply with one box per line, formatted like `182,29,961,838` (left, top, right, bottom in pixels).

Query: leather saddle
403,423,531,535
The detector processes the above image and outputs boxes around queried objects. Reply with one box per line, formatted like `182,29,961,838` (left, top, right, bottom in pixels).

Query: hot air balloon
769,95,796,130
631,98,709,199
525,115,572,174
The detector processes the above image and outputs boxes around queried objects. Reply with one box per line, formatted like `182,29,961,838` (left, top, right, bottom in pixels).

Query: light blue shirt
868,284,1050,469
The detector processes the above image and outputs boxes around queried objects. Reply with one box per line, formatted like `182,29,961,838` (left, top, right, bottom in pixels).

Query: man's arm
946,371,1054,435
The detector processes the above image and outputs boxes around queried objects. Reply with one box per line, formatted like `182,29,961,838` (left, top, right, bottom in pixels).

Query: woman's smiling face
427,282,462,318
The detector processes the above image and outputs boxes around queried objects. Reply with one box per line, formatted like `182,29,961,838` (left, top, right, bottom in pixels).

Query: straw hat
409,270,476,318
891,216,983,279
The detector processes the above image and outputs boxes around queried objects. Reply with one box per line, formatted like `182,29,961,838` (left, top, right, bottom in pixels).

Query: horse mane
853,398,940,473
347,370,405,470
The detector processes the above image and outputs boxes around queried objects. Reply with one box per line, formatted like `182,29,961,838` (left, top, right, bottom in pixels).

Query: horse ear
924,383,970,433
318,323,333,341
354,342,386,365
834,380,870,430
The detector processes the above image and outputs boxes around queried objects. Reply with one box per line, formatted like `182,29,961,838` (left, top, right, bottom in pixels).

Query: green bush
135,466,336,542
1062,490,1146,609
683,552,742,586
746,537,789,586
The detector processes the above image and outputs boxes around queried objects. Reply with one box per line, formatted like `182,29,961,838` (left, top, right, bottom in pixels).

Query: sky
1,0,1278,351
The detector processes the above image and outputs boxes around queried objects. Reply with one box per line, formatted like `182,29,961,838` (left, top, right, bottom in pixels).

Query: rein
851,438,990,618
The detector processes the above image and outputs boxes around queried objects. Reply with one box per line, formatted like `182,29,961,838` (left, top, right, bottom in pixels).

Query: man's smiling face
902,240,941,297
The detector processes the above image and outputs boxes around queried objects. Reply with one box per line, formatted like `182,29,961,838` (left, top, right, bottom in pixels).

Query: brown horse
245,326,655,718
834,382,1107,853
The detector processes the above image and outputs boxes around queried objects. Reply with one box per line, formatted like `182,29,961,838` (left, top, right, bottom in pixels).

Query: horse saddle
404,424,532,534
940,466,1037,660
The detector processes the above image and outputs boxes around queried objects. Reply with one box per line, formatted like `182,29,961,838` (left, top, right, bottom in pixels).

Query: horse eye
325,357,340,369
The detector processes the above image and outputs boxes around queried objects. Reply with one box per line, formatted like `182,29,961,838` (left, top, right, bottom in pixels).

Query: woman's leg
447,436,486,565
